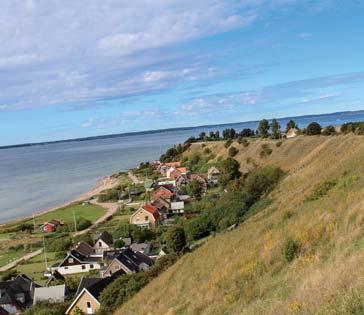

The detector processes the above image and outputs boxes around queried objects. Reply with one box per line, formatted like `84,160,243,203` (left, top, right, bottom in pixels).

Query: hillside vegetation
117,134,364,315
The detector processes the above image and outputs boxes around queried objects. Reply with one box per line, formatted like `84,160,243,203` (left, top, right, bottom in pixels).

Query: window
68,258,74,263
145,216,149,221
99,241,102,247
86,301,91,308
82,265,86,270
64,266,68,270
90,264,94,269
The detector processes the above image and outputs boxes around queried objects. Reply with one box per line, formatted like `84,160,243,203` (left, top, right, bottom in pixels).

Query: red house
152,186,174,201
40,219,64,233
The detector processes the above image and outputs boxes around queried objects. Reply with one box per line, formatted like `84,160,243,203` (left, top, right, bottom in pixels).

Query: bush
224,139,233,148
165,227,186,253
228,146,239,157
260,144,272,158
77,218,92,230
46,237,72,252
282,238,300,262
275,141,283,147
307,180,337,201
322,125,336,136
114,239,125,249
23,301,69,315
99,273,149,314
306,122,322,135
147,254,179,278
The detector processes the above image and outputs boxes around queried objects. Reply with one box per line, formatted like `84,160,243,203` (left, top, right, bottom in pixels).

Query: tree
165,227,186,253
114,239,125,249
214,130,220,139
286,119,297,132
187,180,202,199
270,118,281,139
258,119,270,138
306,122,322,135
228,146,239,157
220,157,241,184
199,132,206,141
322,125,336,136
240,128,254,137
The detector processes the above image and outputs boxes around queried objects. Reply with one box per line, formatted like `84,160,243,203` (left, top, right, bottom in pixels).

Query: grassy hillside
117,134,364,315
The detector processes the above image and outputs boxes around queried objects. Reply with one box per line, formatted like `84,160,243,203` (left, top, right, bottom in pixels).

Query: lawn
0,250,24,267
16,252,58,285
30,203,106,226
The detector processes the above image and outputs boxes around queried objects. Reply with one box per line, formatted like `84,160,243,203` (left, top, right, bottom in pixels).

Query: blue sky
1,1,364,145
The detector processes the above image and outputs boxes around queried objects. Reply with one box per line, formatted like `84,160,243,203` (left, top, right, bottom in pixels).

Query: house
175,175,188,190
121,237,132,247
65,275,119,315
101,248,154,278
171,201,185,214
0,274,40,314
189,174,208,192
45,270,65,287
168,169,183,180
152,197,170,216
93,231,113,254
33,284,65,304
207,167,221,180
39,219,64,233
164,161,181,168
166,167,177,179
129,204,161,229
176,167,188,175
51,242,103,275
130,243,152,255
152,186,174,201
286,128,299,138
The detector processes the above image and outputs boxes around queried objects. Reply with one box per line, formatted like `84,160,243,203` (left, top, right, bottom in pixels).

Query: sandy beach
1,175,119,226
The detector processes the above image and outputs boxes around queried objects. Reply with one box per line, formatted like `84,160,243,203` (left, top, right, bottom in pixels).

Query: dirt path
73,199,119,237
128,170,143,184
0,249,43,272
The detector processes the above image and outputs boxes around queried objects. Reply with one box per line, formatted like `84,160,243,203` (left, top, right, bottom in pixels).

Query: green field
16,252,58,284
29,203,106,226
0,250,24,267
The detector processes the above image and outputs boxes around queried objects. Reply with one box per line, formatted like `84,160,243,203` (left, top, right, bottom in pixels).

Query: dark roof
0,274,39,309
69,249,86,262
76,278,101,296
0,306,8,315
115,248,154,272
75,242,94,257
46,270,65,286
98,231,113,246
48,219,63,226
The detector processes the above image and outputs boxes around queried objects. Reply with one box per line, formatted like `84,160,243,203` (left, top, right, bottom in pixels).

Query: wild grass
116,134,364,315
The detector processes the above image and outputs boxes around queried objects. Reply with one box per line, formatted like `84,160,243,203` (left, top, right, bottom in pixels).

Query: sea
1,110,364,223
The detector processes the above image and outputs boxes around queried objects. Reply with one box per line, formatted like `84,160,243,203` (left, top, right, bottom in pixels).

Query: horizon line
2,109,364,150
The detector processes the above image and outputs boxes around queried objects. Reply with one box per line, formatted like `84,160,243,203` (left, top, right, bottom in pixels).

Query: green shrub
276,141,283,147
306,122,322,135
282,238,300,262
114,239,125,249
165,227,186,253
224,139,233,148
307,180,337,201
322,125,336,136
46,237,72,252
260,144,272,158
77,218,92,230
228,146,239,157
23,301,69,315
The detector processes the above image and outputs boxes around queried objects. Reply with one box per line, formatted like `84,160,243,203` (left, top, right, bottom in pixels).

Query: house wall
68,291,100,315
130,209,156,229
55,262,101,275
102,259,123,278
93,240,110,254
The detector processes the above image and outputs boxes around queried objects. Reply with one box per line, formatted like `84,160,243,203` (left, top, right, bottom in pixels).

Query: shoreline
0,175,119,226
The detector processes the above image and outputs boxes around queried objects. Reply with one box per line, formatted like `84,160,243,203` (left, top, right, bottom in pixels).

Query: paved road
0,249,43,272
73,199,119,237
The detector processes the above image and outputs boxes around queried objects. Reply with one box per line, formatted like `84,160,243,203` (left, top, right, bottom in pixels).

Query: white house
93,231,113,254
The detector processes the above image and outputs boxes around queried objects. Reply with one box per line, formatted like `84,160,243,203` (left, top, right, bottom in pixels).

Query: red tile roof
153,186,174,199
142,204,160,220
164,162,181,168
176,167,188,173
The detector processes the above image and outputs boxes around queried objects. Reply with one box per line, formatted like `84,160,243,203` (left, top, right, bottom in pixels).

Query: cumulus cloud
0,0,321,112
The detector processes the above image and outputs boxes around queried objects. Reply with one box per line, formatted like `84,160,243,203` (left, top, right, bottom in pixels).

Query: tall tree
258,119,270,138
286,119,297,132
165,227,186,253
270,118,281,139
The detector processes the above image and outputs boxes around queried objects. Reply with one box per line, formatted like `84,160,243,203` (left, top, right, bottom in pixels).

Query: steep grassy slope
117,135,364,315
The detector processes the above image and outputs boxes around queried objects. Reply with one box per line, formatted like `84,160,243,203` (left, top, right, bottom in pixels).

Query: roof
46,270,65,286
141,204,160,221
130,243,152,254
208,167,220,175
0,307,8,315
48,219,63,226
164,161,181,168
115,248,154,272
97,231,113,246
75,241,94,257
153,186,174,199
75,278,101,296
34,285,65,303
0,274,39,309
176,167,188,173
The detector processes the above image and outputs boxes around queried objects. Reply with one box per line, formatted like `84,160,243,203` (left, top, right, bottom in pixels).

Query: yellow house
66,277,114,315
130,204,161,229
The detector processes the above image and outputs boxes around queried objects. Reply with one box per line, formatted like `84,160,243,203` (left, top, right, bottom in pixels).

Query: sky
1,1,364,146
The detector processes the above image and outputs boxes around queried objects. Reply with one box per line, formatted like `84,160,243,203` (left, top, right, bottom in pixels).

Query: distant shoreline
0,175,119,226
2,109,364,149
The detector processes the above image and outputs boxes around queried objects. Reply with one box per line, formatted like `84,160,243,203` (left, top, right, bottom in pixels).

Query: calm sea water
1,111,364,223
